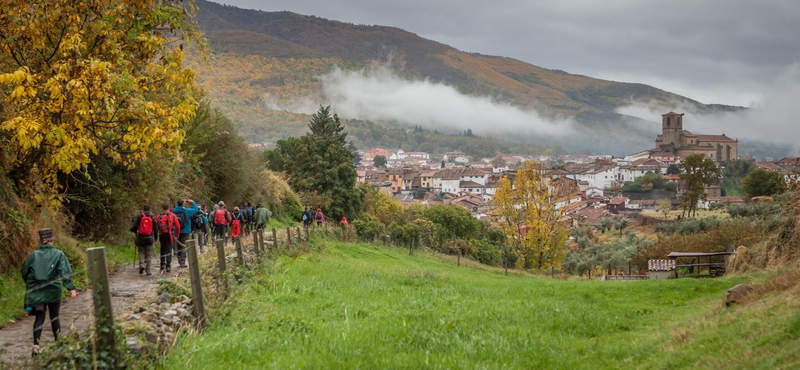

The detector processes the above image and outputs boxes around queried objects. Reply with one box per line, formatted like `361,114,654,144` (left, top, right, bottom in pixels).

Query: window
666,117,671,126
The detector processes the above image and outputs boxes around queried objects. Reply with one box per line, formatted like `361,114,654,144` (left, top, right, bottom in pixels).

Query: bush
352,217,385,241
474,239,502,266
728,202,783,218
655,217,724,235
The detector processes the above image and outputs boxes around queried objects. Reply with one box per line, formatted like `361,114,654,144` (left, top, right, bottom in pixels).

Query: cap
218,201,225,206
38,228,54,243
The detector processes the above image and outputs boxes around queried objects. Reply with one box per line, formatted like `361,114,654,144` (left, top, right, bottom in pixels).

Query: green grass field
164,241,799,370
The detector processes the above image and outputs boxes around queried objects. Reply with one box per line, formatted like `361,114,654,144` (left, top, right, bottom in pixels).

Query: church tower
660,112,684,147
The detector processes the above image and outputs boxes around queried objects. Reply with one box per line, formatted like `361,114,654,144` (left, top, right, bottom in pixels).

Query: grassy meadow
163,240,798,369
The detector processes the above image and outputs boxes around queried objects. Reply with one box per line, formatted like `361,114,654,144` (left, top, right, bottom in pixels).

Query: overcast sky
217,0,800,107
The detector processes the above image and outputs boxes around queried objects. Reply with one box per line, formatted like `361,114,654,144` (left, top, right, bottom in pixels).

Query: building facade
654,112,738,164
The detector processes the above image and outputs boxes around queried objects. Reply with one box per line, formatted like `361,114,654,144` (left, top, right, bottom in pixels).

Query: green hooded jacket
20,244,76,307
253,206,272,225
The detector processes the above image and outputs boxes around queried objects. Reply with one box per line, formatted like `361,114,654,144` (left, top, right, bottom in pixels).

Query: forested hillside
189,0,740,154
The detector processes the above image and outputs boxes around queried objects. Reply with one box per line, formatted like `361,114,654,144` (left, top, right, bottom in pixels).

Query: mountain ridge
190,0,739,154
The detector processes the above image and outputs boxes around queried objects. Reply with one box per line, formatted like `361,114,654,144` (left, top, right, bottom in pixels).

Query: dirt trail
0,228,289,367
0,262,187,366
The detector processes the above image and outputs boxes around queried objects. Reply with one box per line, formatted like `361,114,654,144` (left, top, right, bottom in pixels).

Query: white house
433,168,488,194
566,164,618,190
617,158,668,183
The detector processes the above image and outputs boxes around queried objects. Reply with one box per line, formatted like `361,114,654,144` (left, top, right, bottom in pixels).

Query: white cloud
318,66,574,137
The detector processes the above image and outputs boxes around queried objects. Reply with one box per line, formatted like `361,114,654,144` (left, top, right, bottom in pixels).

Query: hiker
315,208,325,228
302,207,313,228
240,204,251,236
253,203,271,230
172,199,199,268
20,228,77,357
130,204,158,275
191,206,207,251
341,216,348,226
210,201,231,244
231,206,244,241
156,204,180,272
202,206,210,245
245,202,254,235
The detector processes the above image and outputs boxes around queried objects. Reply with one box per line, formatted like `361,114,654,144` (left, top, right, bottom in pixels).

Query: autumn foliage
0,0,203,206
493,161,568,269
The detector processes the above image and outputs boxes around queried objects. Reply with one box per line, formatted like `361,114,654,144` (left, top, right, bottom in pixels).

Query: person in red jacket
156,204,180,273
130,205,158,276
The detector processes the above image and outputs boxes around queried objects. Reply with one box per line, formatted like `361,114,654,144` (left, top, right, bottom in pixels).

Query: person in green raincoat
253,203,272,230
20,228,77,357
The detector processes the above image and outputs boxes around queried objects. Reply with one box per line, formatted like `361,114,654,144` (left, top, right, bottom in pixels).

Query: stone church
653,112,738,164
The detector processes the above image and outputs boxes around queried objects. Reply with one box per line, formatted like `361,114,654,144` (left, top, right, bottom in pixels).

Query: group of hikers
18,200,344,357
129,200,274,275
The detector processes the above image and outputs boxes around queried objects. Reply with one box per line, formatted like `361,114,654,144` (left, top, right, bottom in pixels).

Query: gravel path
0,262,187,366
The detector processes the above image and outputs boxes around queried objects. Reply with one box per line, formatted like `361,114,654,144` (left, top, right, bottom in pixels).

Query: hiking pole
133,236,138,268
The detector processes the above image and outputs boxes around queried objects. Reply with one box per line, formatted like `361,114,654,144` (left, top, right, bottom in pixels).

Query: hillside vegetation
164,240,798,370
189,0,740,153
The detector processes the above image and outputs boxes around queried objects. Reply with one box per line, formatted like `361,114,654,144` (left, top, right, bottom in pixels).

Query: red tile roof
695,134,737,142
609,197,629,205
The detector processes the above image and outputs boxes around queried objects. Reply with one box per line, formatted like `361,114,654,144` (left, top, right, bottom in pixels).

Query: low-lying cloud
616,63,800,155
316,66,574,137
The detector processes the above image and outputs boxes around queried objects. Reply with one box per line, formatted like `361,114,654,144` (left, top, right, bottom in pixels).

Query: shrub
474,240,502,266
728,202,783,218
352,217,385,241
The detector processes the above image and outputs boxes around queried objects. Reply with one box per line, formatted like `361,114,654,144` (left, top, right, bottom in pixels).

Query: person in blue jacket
172,198,198,268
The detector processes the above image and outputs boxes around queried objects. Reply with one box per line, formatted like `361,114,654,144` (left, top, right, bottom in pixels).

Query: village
353,112,800,228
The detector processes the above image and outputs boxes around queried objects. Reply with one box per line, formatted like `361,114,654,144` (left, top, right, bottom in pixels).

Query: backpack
174,208,187,230
157,212,172,235
213,209,228,226
302,213,308,221
138,213,153,236
316,212,324,222
192,213,205,230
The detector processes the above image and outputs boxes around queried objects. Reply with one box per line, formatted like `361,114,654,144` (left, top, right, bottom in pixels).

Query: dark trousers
32,302,61,345
159,234,173,268
212,225,227,245
176,233,189,265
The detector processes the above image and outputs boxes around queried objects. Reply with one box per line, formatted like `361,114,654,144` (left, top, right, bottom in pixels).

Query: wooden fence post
215,239,227,273
215,239,228,293
305,227,310,242
457,249,461,267
235,237,244,267
253,230,261,261
410,238,414,256
286,227,292,246
186,239,206,323
296,227,302,243
87,247,118,365
272,228,278,251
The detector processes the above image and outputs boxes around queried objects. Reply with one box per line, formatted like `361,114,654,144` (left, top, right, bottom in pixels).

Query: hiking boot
146,271,152,276
31,344,40,358
139,268,145,275
166,266,171,273
179,264,188,269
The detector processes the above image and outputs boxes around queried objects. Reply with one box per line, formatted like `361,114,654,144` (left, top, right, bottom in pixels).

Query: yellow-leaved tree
493,161,568,269
0,0,204,207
